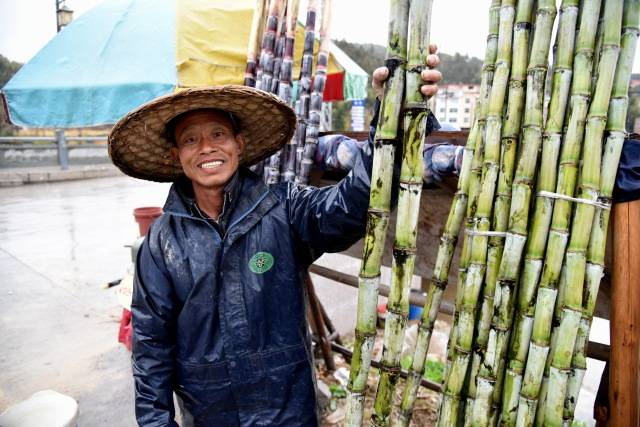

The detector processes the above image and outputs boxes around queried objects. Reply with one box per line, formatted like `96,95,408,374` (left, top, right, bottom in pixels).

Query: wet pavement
0,176,170,426
0,176,605,426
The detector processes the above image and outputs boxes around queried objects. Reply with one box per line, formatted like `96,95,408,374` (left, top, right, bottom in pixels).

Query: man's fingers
421,69,442,84
426,54,440,68
372,66,390,84
421,84,439,98
429,43,438,54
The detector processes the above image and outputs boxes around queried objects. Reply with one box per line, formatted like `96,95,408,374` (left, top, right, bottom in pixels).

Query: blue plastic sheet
614,138,640,203
2,0,176,127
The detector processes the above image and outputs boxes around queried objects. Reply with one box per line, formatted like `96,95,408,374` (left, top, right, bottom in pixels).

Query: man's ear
170,147,179,161
235,134,247,154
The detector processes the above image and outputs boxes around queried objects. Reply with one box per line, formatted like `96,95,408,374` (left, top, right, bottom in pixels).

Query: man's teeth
200,161,224,169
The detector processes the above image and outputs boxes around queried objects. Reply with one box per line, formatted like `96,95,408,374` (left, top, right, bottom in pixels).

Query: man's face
170,110,245,193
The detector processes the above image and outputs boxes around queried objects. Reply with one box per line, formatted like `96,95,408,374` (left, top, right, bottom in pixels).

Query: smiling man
108,53,441,427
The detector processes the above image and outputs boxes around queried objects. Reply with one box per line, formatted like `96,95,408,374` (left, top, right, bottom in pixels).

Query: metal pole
55,129,69,170
56,0,61,32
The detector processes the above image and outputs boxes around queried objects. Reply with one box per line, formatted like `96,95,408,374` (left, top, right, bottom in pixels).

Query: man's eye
214,131,225,138
182,136,196,145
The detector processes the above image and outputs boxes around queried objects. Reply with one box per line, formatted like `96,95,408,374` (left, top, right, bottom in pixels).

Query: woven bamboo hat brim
108,85,296,182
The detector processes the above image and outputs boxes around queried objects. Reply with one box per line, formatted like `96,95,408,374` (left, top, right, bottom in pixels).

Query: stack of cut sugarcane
346,0,639,426
243,0,333,186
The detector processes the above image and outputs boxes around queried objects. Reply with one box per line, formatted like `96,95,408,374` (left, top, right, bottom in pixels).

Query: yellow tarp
176,0,341,87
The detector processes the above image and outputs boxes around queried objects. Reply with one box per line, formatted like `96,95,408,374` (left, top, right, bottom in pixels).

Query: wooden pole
306,274,336,371
609,199,640,427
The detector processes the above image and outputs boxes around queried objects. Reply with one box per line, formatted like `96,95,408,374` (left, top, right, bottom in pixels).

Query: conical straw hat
109,85,296,182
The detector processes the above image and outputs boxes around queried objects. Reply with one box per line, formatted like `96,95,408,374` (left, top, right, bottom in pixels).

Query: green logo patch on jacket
249,251,274,274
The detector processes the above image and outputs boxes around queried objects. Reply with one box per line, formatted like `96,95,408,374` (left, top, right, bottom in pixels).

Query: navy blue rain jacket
131,101,438,426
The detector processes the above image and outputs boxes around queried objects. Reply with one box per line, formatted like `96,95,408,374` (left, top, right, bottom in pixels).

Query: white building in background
433,84,480,129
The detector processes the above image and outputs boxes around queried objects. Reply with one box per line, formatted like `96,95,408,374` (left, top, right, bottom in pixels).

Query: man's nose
198,134,218,153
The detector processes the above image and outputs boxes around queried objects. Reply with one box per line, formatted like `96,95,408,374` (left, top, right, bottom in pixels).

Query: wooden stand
609,199,640,427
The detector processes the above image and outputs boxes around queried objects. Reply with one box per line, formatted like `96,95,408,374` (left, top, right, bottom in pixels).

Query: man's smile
198,160,225,169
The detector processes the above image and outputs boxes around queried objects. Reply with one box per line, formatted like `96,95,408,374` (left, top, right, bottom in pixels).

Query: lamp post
55,1,73,170
56,0,74,32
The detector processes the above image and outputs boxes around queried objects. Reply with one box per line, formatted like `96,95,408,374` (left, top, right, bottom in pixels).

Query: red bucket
133,206,163,236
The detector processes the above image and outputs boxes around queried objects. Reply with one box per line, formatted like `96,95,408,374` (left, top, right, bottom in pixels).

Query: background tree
331,40,482,131
0,54,22,136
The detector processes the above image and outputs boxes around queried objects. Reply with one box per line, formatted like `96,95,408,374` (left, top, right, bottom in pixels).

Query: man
108,50,441,426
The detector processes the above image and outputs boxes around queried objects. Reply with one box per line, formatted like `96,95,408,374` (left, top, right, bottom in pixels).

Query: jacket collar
163,168,278,243
163,171,241,218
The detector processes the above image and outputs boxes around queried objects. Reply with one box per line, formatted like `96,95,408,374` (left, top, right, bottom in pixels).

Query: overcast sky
1,0,639,72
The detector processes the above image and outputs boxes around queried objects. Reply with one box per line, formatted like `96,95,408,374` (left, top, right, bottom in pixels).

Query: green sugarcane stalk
438,2,517,426
371,2,433,425
279,0,302,182
440,42,495,427
244,0,269,87
441,55,492,424
564,2,639,422
466,2,535,425
344,1,409,424
497,2,579,424
298,0,332,186
441,155,481,425
398,2,502,424
514,0,603,424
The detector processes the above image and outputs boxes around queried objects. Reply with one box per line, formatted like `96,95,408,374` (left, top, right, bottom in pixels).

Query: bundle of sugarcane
344,0,410,424
279,0,303,182
563,3,639,423
297,0,333,186
498,1,579,424
438,1,517,424
369,0,433,425
388,1,637,426
244,0,269,87
465,1,537,424
521,2,624,425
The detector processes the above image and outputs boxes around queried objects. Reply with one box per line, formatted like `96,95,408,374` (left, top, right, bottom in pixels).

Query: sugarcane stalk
371,2,433,425
244,0,269,87
466,2,535,425
298,0,333,186
441,140,482,425
438,2,517,426
270,16,288,95
344,1,409,424
264,11,289,185
279,0,302,182
495,2,579,425
256,0,285,91
564,2,639,422
439,57,491,427
514,0,603,424
398,114,480,427
292,0,319,181
440,16,499,416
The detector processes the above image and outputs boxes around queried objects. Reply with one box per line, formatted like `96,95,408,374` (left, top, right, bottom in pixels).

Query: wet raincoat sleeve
131,235,180,427
288,99,439,256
